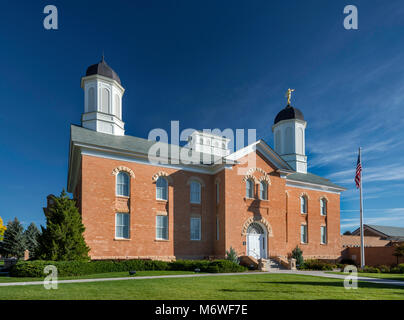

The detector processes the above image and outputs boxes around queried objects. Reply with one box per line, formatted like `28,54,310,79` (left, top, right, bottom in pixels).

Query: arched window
114,94,121,119
320,198,327,215
246,179,254,198
259,181,268,200
116,172,130,196
101,88,110,113
156,177,168,200
300,195,308,214
88,87,96,112
247,222,264,234
190,181,201,204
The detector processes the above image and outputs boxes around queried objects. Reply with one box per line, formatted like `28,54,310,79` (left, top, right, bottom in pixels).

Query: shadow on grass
254,281,404,291
219,289,266,293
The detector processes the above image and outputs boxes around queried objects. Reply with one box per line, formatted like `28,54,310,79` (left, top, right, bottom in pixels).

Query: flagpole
359,147,365,268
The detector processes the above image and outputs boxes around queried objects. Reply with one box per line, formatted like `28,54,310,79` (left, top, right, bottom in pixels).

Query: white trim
286,180,343,194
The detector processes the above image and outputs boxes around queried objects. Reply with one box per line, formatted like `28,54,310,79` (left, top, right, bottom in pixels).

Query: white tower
81,57,125,136
272,104,307,173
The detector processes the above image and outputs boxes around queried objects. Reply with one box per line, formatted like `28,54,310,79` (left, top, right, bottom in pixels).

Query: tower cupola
81,57,125,136
272,89,307,173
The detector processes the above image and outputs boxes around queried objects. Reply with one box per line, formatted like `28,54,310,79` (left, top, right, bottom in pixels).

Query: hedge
9,259,246,277
299,259,336,271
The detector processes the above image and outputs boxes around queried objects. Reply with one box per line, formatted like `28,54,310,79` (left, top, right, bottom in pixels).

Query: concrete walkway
0,270,403,287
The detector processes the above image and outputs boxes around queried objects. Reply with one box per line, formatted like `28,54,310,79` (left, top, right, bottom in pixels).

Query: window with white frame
301,224,308,244
156,177,168,200
115,213,130,239
300,195,308,214
246,179,254,198
116,172,130,197
190,181,201,204
156,215,168,240
190,217,201,240
260,181,268,200
320,198,327,215
321,226,327,244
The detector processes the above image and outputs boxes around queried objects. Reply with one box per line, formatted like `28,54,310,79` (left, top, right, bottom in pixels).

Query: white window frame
301,224,308,244
246,179,254,199
190,217,201,241
300,196,307,214
320,198,327,216
259,181,268,200
116,172,130,197
321,226,327,244
156,215,168,240
115,213,130,239
156,177,168,201
190,181,201,204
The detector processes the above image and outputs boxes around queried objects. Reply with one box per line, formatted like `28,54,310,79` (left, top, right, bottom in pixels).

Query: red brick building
67,59,345,262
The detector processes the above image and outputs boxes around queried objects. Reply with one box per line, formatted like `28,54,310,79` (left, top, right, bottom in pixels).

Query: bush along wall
9,259,247,277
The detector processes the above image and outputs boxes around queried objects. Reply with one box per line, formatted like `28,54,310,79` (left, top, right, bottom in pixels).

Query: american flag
355,151,362,189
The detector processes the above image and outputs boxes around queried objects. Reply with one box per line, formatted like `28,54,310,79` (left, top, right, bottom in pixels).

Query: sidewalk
0,270,403,287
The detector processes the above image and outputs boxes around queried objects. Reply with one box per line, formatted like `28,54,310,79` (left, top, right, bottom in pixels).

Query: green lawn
327,272,404,282
0,273,403,300
0,270,196,283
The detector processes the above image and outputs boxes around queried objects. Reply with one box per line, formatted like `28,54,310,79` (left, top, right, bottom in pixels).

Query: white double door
247,233,266,259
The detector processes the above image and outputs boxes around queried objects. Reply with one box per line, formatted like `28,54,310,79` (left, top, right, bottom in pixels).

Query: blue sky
0,0,403,233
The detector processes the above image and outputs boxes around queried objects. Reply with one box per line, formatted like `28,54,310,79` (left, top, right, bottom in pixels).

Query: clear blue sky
0,0,403,233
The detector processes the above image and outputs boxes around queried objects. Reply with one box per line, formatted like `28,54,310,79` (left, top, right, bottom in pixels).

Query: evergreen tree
291,245,304,268
37,190,90,261
0,218,26,259
23,222,40,259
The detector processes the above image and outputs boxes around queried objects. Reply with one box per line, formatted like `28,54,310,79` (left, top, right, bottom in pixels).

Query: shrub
390,266,400,274
339,258,356,265
378,265,390,273
362,266,380,273
398,263,404,273
9,259,246,277
300,259,334,271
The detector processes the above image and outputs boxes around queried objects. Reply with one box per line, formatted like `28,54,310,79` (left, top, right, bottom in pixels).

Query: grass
0,270,196,283
0,273,403,300
327,271,404,282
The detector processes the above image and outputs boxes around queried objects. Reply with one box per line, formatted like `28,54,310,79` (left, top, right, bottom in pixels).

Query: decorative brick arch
258,175,271,184
111,166,135,179
152,171,173,184
319,195,329,202
186,176,205,187
300,192,310,200
242,174,258,184
242,216,273,237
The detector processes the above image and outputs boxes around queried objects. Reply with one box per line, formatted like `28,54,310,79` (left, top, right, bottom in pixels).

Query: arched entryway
246,222,267,259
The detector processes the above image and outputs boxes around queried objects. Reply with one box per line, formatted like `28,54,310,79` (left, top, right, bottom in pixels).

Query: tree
0,216,6,241
291,245,304,267
393,243,404,265
343,231,352,235
226,246,238,264
23,222,40,259
37,190,90,261
0,218,26,259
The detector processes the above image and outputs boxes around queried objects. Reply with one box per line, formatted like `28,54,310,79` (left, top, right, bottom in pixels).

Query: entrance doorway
246,222,266,259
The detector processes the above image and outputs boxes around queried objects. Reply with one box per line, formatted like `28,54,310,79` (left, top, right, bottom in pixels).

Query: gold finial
285,88,295,105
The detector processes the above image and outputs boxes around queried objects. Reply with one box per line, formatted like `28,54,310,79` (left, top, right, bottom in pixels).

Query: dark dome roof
274,105,304,124
85,57,121,85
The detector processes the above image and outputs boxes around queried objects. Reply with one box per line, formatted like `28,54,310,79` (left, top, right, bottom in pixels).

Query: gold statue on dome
285,88,295,105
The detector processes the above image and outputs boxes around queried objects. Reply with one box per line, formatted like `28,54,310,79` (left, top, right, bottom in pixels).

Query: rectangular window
190,182,201,204
216,216,219,241
321,226,327,244
115,213,130,239
156,215,168,240
190,217,201,240
301,224,307,244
